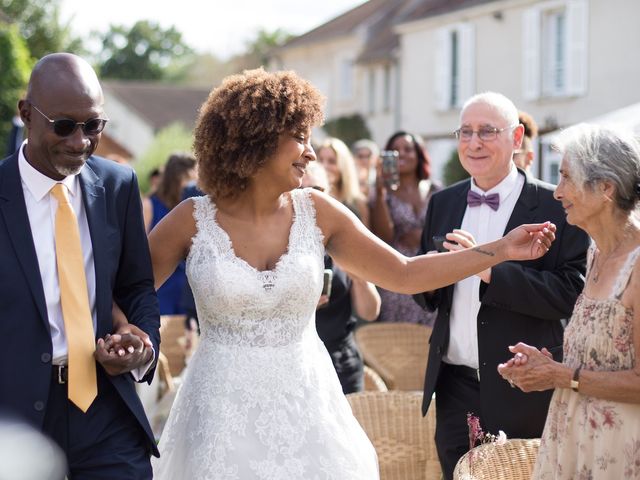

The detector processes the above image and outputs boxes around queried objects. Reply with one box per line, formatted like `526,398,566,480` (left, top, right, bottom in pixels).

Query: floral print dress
533,245,640,479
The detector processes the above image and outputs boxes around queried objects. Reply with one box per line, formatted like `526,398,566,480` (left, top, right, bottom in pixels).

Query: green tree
442,148,470,186
0,22,32,152
0,0,82,59
240,28,293,70
95,21,194,81
134,123,193,194
323,114,371,148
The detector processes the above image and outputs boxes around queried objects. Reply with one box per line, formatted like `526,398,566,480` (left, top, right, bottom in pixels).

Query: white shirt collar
18,140,81,201
470,165,520,204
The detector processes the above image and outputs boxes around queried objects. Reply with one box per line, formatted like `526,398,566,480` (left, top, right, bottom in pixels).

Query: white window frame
383,64,392,112
522,0,588,100
339,58,354,101
367,68,377,114
435,23,475,111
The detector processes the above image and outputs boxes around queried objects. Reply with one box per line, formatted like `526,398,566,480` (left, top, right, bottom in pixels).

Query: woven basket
347,391,441,480
355,323,431,390
453,438,541,480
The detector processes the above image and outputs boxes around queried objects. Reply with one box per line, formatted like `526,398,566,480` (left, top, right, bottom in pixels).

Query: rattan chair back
363,365,389,392
355,323,431,390
347,391,441,480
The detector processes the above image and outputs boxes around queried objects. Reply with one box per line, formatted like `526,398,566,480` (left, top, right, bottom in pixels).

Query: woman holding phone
370,131,441,325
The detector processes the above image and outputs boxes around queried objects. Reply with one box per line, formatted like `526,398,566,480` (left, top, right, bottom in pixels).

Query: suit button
41,353,51,363
436,346,442,355
34,401,45,411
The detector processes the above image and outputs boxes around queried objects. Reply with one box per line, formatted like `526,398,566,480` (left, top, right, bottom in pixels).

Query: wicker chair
159,314,187,377
363,365,389,392
355,323,431,390
347,391,441,480
453,438,541,480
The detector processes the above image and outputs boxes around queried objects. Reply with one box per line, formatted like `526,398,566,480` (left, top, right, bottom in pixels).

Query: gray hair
460,92,519,131
553,123,640,212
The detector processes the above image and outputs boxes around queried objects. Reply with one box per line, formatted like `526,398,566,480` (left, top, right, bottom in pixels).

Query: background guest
302,161,381,393
370,130,439,325
143,152,196,315
513,110,539,173
499,123,640,480
352,138,379,197
317,137,370,227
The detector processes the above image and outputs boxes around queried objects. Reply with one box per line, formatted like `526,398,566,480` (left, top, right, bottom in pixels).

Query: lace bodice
153,188,379,479
186,189,325,347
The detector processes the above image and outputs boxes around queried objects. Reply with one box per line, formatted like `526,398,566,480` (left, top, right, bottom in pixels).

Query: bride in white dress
148,69,556,479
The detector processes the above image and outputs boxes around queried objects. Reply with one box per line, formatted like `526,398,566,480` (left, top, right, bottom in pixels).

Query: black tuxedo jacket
416,169,589,437
0,152,160,456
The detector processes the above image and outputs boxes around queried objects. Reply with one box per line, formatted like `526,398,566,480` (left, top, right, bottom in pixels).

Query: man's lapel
79,161,110,339
0,154,49,329
503,169,539,235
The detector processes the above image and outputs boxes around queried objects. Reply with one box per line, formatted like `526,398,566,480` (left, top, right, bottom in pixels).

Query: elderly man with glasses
414,92,589,479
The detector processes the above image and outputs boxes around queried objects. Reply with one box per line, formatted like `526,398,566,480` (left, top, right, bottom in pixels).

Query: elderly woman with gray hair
498,123,640,479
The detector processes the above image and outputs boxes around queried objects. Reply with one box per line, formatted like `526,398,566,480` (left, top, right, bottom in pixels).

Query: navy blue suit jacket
0,152,160,456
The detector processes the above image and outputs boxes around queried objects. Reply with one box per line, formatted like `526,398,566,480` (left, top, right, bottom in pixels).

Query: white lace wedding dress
152,189,379,479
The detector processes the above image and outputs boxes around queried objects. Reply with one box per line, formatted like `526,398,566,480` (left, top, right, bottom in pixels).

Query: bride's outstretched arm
147,199,197,290
310,190,555,295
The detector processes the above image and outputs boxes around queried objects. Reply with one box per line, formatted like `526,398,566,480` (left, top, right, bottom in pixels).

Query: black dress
315,255,365,394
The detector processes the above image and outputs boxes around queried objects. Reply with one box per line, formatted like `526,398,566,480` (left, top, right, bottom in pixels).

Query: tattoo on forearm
472,247,495,257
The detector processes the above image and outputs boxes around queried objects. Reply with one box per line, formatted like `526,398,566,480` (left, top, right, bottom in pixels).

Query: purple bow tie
467,190,500,211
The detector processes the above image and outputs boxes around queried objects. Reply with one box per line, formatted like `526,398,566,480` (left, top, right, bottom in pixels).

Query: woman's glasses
30,103,108,137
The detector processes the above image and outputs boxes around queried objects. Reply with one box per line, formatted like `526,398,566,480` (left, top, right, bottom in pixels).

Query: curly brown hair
194,68,325,198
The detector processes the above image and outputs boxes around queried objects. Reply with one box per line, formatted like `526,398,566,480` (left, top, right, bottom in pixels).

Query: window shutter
522,7,541,101
566,0,588,96
434,27,452,111
458,23,475,107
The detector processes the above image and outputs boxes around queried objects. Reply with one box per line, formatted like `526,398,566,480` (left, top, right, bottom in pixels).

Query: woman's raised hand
502,222,556,261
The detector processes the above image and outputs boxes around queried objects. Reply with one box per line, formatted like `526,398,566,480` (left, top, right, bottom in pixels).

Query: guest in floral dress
369,131,440,325
498,123,640,479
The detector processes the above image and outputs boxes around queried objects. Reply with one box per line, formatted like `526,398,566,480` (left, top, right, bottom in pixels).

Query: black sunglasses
30,103,108,137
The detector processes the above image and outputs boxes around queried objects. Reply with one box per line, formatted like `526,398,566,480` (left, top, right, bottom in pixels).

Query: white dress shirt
19,144,96,365
19,141,153,378
444,166,524,369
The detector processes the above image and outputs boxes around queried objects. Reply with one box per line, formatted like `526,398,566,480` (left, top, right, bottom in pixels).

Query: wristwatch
571,367,581,392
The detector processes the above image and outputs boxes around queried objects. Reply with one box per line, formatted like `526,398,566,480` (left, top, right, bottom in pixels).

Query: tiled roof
103,81,211,131
278,0,499,64
280,0,389,49
405,0,497,22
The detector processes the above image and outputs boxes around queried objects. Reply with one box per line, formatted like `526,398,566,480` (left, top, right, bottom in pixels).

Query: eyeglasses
29,103,108,137
454,124,517,142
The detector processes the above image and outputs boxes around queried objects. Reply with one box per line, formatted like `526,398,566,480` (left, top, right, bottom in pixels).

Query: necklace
591,243,624,283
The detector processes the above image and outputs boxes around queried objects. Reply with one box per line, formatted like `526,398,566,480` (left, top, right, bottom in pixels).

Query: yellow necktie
50,183,97,412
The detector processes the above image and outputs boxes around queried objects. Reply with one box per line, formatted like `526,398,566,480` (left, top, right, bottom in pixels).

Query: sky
59,0,365,59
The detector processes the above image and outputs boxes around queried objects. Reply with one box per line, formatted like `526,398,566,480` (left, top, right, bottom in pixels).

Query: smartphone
380,150,400,191
322,269,333,298
433,235,457,252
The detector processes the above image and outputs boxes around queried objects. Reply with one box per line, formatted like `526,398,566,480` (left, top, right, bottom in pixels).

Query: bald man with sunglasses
0,53,160,477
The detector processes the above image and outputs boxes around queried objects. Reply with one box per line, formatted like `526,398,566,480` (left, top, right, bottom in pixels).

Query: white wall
103,91,155,159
